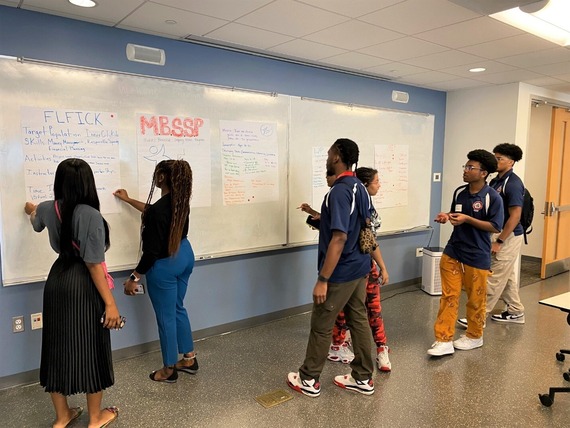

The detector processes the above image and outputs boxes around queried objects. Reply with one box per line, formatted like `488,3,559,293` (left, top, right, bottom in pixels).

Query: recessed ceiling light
69,0,97,8
165,20,177,25
469,67,486,73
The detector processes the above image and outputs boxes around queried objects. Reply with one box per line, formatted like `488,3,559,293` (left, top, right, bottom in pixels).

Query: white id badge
455,204,463,212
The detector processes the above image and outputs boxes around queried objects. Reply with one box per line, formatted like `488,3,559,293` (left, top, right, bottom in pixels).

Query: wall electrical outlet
416,247,424,257
12,315,25,333
31,312,43,330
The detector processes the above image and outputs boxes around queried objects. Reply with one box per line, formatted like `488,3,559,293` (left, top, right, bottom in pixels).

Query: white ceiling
2,0,570,94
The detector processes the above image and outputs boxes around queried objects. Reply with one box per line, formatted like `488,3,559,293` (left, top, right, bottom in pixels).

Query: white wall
442,82,570,260
440,83,520,246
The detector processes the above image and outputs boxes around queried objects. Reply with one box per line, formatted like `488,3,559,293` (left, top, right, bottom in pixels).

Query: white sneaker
286,372,321,397
453,334,483,350
427,341,454,356
327,342,354,364
491,311,525,324
457,318,486,329
333,374,374,395
376,345,391,372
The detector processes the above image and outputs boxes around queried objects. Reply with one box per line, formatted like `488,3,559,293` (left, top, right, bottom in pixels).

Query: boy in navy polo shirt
428,150,504,356
458,143,526,328
287,138,374,396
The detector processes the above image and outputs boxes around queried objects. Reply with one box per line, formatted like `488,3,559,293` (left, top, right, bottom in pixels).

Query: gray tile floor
1,267,570,427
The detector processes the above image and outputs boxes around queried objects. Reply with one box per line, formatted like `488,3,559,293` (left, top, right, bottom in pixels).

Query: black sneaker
491,311,525,324
457,318,486,328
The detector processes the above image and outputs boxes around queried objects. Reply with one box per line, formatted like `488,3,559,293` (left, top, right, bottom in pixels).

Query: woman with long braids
114,159,197,383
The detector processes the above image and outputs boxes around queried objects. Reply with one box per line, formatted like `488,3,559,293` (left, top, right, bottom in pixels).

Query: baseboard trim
0,277,420,390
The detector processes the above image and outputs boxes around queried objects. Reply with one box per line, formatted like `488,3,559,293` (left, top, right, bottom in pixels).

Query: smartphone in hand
134,283,145,295
100,312,126,329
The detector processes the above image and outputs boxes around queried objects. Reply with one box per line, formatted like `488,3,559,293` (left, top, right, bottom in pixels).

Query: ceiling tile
461,34,557,59
415,17,522,49
304,20,403,51
297,0,405,18
401,70,456,84
530,61,570,77
236,0,348,38
556,73,570,83
322,52,392,70
474,69,543,84
205,23,293,50
359,37,448,61
21,0,146,25
423,78,489,91
359,0,479,35
544,83,570,92
523,76,567,87
363,62,429,78
442,60,517,78
268,39,346,61
118,2,227,37
6,0,570,96
151,0,273,21
498,48,570,68
402,50,484,70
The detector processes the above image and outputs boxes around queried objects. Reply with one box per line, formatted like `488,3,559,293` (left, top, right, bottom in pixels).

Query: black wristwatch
129,273,140,282
496,238,504,244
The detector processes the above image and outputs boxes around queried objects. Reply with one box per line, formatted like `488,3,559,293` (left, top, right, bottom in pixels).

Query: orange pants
434,253,489,341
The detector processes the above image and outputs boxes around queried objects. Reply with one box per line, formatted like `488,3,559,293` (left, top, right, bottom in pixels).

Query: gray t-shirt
32,200,106,264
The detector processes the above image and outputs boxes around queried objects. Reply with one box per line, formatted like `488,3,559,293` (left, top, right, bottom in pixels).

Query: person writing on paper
300,168,392,371
427,150,503,356
114,159,197,383
299,172,336,228
24,158,120,428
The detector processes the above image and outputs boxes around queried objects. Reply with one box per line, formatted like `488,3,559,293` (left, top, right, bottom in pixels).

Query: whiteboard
288,97,435,245
0,59,288,285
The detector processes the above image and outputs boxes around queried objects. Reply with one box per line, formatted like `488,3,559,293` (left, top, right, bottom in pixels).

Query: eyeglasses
462,165,484,172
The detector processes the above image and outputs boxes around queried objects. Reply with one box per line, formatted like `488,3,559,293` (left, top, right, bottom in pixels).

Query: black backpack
520,188,534,244
504,177,534,244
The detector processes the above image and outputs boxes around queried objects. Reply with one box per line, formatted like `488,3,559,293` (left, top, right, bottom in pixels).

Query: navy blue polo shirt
318,175,370,283
489,169,524,236
444,183,504,270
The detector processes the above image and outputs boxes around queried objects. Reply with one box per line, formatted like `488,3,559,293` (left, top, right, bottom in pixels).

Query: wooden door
541,107,570,278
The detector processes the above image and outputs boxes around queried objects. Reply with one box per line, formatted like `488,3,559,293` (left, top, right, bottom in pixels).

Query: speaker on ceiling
126,43,166,66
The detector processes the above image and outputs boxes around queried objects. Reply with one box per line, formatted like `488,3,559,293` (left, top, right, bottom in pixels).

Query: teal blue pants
146,239,195,366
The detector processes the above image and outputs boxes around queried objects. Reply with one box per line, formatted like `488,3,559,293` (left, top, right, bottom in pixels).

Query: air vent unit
126,44,165,66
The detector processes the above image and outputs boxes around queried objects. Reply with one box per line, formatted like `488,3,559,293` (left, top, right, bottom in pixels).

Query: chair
538,293,570,407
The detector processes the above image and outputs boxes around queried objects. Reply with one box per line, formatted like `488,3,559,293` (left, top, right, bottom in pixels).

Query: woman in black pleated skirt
25,158,122,428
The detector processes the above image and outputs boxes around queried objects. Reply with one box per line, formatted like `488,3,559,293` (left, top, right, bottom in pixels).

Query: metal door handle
545,202,570,216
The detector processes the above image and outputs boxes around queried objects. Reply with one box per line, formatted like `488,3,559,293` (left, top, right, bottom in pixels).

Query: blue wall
0,6,445,378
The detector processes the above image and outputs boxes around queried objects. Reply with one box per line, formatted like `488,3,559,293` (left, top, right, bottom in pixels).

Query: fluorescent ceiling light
469,67,486,73
69,0,97,7
490,0,570,46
